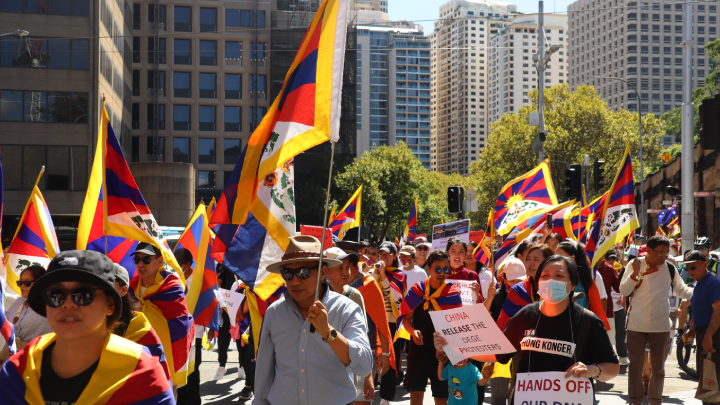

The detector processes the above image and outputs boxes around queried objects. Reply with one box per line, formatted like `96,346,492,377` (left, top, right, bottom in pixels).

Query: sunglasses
686,264,704,270
433,267,451,275
700,247,710,251
16,280,35,288
416,246,429,251
280,266,314,281
42,287,99,308
132,255,156,265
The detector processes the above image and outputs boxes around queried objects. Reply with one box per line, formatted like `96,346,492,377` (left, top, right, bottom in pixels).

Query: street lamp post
0,29,29,37
534,1,561,163
589,75,645,236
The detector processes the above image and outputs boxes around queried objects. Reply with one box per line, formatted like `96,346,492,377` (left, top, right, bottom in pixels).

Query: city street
199,345,701,404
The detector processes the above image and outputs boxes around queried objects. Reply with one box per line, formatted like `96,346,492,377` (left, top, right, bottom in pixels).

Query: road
199,344,701,404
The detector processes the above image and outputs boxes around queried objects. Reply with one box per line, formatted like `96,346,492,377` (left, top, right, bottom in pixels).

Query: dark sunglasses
280,266,314,281
42,287,99,308
433,267,451,275
16,280,35,287
699,247,710,250
132,255,156,265
416,246,429,251
686,264,704,270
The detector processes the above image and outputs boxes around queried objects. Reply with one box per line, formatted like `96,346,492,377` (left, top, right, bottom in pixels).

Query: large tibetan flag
667,217,680,237
474,211,495,268
394,279,461,341
206,197,217,219
657,204,678,227
84,100,183,283
0,334,174,404
586,143,640,268
549,204,580,241
217,160,296,300
328,185,363,240
403,196,418,243
578,193,607,244
130,269,194,387
174,203,220,330
212,0,349,228
5,177,60,296
493,159,559,235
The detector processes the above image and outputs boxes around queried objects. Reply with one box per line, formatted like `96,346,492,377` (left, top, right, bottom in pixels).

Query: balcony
251,58,267,67
225,57,242,66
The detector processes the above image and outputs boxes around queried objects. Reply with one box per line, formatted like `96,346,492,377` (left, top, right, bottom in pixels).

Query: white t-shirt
402,265,427,291
477,269,496,301
594,271,607,300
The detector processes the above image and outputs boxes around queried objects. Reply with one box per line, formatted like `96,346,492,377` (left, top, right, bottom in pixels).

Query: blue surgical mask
537,279,570,304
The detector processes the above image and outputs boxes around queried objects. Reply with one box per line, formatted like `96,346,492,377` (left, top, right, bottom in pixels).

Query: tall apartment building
356,0,387,13
130,0,271,204
568,0,713,115
488,14,568,124
430,0,517,175
356,19,431,167
0,0,132,248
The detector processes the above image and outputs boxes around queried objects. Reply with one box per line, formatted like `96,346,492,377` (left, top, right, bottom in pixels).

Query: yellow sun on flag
506,194,525,208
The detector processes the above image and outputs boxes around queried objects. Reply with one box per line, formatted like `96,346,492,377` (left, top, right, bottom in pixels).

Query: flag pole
101,93,108,255
311,142,336,333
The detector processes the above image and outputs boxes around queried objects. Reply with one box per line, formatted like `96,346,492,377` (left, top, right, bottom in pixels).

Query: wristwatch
380,352,391,358
323,327,338,344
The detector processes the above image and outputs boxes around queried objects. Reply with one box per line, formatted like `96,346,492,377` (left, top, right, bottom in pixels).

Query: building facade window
174,72,191,97
224,106,241,132
148,38,167,64
173,137,191,163
146,136,166,161
198,138,216,164
198,170,216,188
200,40,217,66
174,39,191,65
200,8,217,32
199,73,216,98
174,6,192,32
199,105,216,131
0,90,88,123
173,105,191,131
146,104,166,130
224,138,242,164
225,74,242,99
0,0,89,15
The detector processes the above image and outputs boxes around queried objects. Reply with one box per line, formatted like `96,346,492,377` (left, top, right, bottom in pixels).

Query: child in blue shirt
437,352,490,404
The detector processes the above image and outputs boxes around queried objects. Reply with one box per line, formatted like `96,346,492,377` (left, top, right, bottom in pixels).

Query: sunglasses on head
280,266,314,281
132,255,156,265
42,287,99,308
16,280,35,288
434,267,451,275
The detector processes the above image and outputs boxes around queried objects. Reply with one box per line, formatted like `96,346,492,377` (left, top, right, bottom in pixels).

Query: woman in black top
435,255,620,402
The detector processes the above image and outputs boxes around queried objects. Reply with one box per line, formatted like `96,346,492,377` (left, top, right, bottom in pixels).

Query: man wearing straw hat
253,235,374,405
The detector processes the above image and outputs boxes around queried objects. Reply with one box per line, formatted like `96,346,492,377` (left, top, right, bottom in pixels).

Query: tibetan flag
474,211,496,268
328,185,363,240
0,278,14,357
206,197,217,219
528,201,578,236
124,311,171,382
5,181,60,296
96,100,184,283
578,193,607,244
657,225,667,236
217,160,296,300
403,196,418,243
657,204,678,227
245,284,285,354
129,269,194,387
0,333,174,405
212,0,349,228
395,279,462,341
493,159,559,235
497,278,536,331
546,204,580,241
174,203,220,330
667,217,680,237
586,142,640,269
355,273,396,370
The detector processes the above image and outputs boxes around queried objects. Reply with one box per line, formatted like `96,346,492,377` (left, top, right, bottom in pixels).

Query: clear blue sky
388,0,576,33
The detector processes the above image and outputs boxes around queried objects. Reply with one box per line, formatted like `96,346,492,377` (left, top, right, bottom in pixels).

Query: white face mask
537,279,570,304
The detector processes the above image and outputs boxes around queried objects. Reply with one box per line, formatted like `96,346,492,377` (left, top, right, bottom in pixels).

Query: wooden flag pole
311,142,336,333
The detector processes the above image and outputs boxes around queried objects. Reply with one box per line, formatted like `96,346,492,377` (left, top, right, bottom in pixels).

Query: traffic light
565,164,583,201
594,157,605,192
699,95,720,151
447,186,464,214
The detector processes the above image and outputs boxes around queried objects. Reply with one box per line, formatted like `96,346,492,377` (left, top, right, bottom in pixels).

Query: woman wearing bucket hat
0,250,174,404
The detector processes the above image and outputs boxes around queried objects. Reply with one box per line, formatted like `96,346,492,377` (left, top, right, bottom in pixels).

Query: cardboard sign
429,302,515,364
515,372,594,405
452,280,479,306
469,231,485,244
216,288,245,326
300,225,332,247
431,219,471,252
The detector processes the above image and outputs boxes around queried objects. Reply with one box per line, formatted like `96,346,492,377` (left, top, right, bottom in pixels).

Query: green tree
467,84,665,230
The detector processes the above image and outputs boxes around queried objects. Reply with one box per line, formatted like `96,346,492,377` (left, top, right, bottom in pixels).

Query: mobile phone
546,213,553,227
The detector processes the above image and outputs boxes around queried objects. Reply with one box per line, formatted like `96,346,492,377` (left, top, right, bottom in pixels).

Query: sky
388,0,576,33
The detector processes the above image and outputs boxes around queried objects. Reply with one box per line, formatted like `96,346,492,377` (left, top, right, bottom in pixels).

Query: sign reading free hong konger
429,303,515,364
514,372,594,405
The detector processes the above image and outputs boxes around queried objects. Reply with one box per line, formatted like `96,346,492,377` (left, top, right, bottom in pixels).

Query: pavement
199,344,702,405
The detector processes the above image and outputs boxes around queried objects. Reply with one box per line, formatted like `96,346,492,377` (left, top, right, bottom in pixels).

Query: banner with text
300,225,333,247
431,219,471,252
515,371,594,405
429,302,515,364
452,280,479,306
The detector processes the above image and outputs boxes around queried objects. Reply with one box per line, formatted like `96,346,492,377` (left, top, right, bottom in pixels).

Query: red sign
300,225,333,248
695,191,716,197
469,231,485,244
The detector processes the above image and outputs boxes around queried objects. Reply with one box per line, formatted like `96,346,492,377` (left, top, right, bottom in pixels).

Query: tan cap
399,245,416,256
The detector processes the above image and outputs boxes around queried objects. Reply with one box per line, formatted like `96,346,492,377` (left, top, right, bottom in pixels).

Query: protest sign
514,371,594,405
300,225,332,247
429,302,515,364
216,288,245,326
452,280,479,306
431,219,471,252
469,231,485,244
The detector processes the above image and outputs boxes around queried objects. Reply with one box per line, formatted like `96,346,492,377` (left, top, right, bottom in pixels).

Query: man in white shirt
620,236,693,405
399,246,427,290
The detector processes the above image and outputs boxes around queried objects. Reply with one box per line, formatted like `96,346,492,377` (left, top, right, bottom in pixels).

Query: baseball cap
131,242,161,257
113,263,130,286
27,250,121,318
605,250,618,260
414,237,432,249
324,247,356,263
502,257,527,281
379,241,398,255
684,250,707,264
399,246,416,256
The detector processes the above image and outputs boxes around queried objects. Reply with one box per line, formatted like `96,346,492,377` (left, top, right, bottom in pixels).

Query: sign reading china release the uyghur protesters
515,372,594,405
429,303,515,365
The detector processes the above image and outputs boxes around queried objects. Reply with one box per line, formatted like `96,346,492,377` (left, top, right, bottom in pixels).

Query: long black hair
533,255,580,292
556,239,593,294
112,290,134,336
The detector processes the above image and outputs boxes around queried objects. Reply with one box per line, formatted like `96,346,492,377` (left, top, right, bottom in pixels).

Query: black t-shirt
490,285,509,322
408,287,438,359
496,302,618,373
40,342,100,405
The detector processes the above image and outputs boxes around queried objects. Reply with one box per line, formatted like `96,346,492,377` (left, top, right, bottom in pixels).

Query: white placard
429,303,515,365
452,280,479,306
669,287,678,311
611,291,622,304
215,288,231,308
515,372,594,405
216,288,245,326
430,219,471,252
